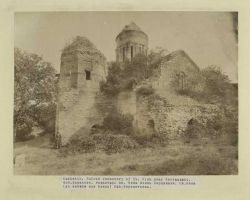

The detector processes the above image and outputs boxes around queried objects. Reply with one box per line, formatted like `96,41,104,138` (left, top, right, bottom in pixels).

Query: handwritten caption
62,176,198,189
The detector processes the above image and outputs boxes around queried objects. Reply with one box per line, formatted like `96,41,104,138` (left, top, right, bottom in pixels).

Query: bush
171,65,237,105
34,103,57,133
93,134,138,154
136,85,155,96
62,133,138,155
183,118,206,142
183,107,238,146
99,62,123,96
15,121,34,141
102,110,134,136
100,52,162,97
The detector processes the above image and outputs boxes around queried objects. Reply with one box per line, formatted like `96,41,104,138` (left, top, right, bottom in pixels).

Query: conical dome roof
116,22,148,40
122,22,143,32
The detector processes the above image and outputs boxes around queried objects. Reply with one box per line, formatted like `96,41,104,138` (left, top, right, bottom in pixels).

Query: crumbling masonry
56,22,217,145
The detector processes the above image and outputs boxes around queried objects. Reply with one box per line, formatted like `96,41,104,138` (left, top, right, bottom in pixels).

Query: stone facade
135,94,221,139
112,89,222,140
113,48,207,138
131,50,205,137
151,50,200,94
56,36,107,145
56,23,216,145
116,22,148,62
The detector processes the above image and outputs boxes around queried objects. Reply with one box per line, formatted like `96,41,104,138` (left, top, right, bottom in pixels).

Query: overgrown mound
61,133,138,155
183,107,238,146
100,50,164,97
171,65,238,106
60,107,169,156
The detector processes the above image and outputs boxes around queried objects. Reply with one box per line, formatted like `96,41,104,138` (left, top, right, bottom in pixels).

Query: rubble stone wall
135,94,221,139
56,37,107,145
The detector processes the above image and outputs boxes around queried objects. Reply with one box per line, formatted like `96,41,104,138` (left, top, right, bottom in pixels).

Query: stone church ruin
56,36,107,145
56,22,220,145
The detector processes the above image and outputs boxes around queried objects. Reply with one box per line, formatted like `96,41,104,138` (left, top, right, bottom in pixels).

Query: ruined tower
56,36,107,145
115,22,148,62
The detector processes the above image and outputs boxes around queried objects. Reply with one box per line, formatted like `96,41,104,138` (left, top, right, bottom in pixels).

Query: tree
100,48,169,97
201,65,236,104
170,65,237,105
14,48,58,141
148,47,168,61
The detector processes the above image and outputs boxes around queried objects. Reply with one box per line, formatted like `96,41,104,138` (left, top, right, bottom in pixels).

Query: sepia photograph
14,11,238,175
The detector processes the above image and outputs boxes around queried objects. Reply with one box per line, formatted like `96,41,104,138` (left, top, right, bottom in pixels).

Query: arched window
179,72,187,90
176,71,187,90
123,47,126,61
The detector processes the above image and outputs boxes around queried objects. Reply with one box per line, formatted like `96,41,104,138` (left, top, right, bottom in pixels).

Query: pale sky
15,12,238,82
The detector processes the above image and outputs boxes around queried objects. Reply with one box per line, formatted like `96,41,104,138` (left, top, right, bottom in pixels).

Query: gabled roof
161,49,200,71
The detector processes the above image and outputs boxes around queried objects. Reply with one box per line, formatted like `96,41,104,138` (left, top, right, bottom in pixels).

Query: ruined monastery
56,22,217,145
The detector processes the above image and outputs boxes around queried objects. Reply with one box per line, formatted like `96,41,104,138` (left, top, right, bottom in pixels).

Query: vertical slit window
85,70,91,80
131,46,133,58
123,47,126,61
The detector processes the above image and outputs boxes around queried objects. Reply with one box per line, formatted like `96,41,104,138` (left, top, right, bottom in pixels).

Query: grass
14,134,237,175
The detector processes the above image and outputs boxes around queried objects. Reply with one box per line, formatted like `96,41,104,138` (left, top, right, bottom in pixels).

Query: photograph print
14,11,238,175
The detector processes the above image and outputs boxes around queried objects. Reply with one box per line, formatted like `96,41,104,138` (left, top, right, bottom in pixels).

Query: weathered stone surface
135,92,222,139
56,25,222,146
151,49,200,94
56,36,107,145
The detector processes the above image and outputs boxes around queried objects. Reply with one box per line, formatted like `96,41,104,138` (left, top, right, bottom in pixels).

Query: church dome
116,22,148,42
115,22,148,62
116,22,148,41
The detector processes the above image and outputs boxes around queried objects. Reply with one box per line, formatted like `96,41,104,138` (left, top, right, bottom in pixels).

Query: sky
14,12,238,82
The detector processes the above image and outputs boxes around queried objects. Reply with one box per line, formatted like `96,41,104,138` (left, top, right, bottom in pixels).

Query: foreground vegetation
14,48,57,141
14,134,237,175
14,47,238,175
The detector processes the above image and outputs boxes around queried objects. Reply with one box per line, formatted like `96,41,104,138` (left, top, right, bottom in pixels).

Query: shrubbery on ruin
102,109,134,136
171,65,237,105
136,85,155,96
183,107,238,146
100,50,166,97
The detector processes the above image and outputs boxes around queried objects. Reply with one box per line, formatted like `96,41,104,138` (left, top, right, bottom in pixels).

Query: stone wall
112,87,222,139
57,37,221,145
135,94,221,139
152,49,200,95
56,36,107,145
57,89,102,145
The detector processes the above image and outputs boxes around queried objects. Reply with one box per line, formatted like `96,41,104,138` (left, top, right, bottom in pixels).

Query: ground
14,134,238,175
